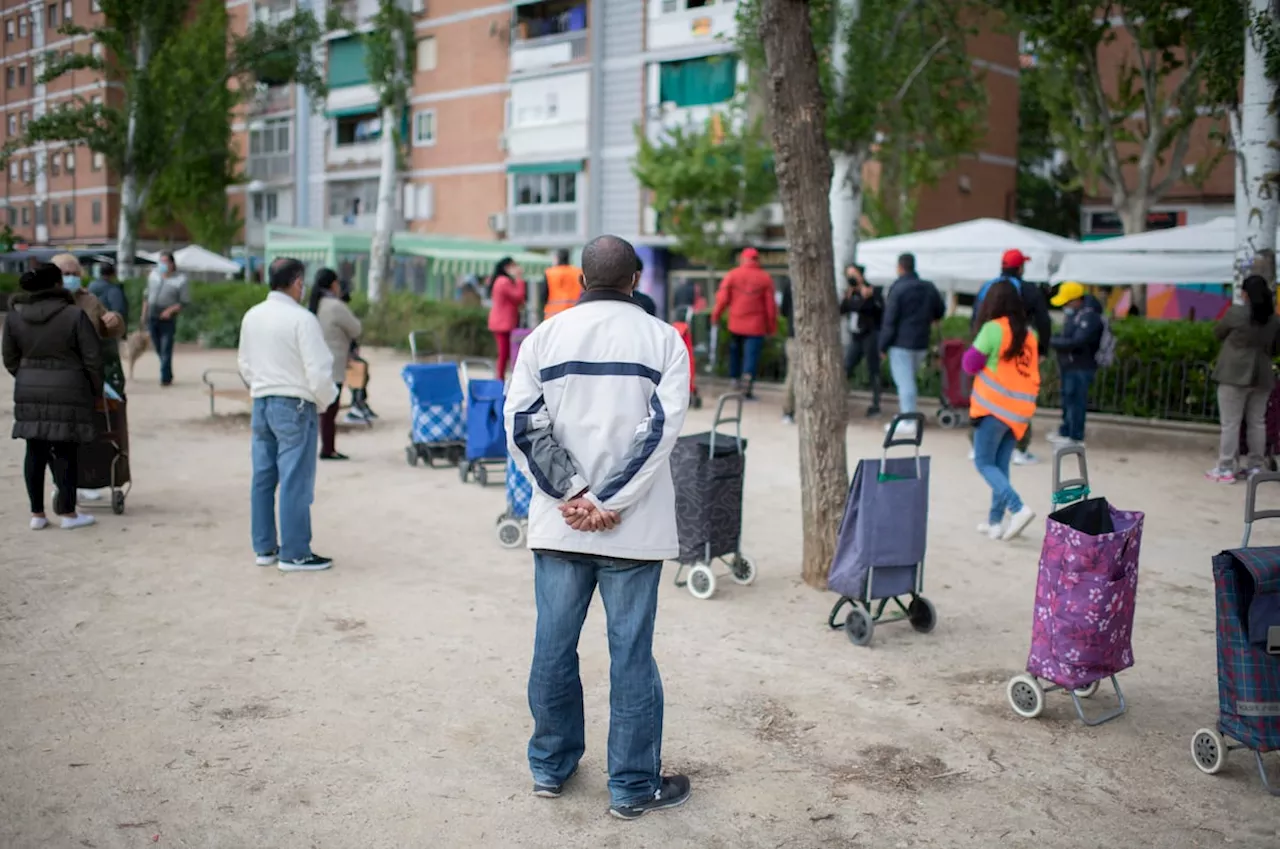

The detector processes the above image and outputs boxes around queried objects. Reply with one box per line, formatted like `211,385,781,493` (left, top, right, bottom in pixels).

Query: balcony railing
328,141,382,166
511,28,588,73
247,152,293,181
508,206,580,240
251,86,292,115
327,213,378,230
644,102,737,144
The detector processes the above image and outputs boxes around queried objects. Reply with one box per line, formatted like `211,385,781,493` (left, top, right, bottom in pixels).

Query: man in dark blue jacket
879,253,944,431
840,263,884,417
1048,282,1104,447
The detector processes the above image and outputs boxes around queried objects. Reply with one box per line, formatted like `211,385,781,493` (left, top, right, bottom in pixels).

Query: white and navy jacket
504,288,691,561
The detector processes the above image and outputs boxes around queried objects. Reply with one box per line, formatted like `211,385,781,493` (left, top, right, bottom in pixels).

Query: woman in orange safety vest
962,279,1040,542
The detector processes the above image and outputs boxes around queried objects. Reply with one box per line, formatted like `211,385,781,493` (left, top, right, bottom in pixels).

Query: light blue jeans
973,415,1024,525
251,396,319,561
887,347,928,413
527,552,664,807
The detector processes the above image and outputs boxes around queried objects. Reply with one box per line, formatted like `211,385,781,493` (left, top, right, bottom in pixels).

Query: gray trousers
1218,383,1270,472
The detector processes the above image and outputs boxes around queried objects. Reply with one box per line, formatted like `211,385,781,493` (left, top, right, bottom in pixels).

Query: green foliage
348,293,494,357
736,0,986,236
1015,66,1082,238
632,97,777,269
365,0,418,166
0,225,16,253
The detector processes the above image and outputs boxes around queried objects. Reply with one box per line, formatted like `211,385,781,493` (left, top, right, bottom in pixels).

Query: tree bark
828,0,861,293
759,0,849,589
1234,0,1280,294
116,28,151,279
367,103,398,303
1116,201,1150,314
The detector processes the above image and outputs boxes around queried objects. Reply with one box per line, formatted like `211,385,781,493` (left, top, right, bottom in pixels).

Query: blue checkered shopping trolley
496,458,533,548
402,363,465,468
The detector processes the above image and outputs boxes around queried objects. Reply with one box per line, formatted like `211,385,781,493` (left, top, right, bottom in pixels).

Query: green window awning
659,55,738,107
325,104,380,118
328,36,369,88
506,160,585,175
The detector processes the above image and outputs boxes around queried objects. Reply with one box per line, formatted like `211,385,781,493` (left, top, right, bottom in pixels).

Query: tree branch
879,0,928,63
891,36,949,105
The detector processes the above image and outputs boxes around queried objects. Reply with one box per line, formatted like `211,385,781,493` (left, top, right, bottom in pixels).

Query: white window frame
17,63,26,86
412,109,436,147
18,14,28,37
8,161,16,180
92,151,104,170
659,0,717,13
416,36,437,71
21,159,31,183
21,205,29,225
91,42,102,60
6,115,15,134
63,0,72,23
92,0,100,11
20,112,29,129
64,150,74,172
402,183,434,221
509,171,580,209
47,3,57,28
50,154,59,176
251,191,279,223
249,116,291,157
5,20,13,40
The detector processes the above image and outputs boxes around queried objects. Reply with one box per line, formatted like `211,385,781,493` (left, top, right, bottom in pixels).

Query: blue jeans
887,347,928,413
728,334,765,380
1059,369,1094,442
973,415,1024,524
149,317,177,385
251,396,319,561
528,552,664,807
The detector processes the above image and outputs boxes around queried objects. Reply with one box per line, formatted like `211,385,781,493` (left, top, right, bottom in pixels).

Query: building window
658,55,739,107
335,111,381,146
50,155,60,176
6,208,13,226
21,159,31,183
63,0,72,22
403,183,434,221
18,14,28,37
513,171,577,207
21,206,29,225
64,202,73,224
35,204,44,226
251,191,278,223
21,112,29,130
91,42,102,60
92,0,100,11
91,199,101,223
92,151,104,170
662,0,715,11
47,4,57,28
51,203,60,225
6,68,13,88
416,36,437,71
6,115,15,135
64,151,74,172
412,109,436,146
17,64,26,86
249,117,290,156
8,161,16,180
5,20,13,41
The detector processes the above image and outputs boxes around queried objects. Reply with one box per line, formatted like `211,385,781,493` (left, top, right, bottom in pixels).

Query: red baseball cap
1001,249,1030,268
741,247,759,260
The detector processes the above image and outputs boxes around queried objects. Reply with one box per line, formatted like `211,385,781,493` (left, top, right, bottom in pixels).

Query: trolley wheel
1007,674,1045,719
405,446,418,467
907,596,936,633
111,490,125,515
937,409,960,429
476,465,490,487
1073,681,1100,699
496,517,526,549
729,554,756,586
687,564,716,600
844,607,874,647
1191,728,1228,775
458,462,469,483
450,446,465,466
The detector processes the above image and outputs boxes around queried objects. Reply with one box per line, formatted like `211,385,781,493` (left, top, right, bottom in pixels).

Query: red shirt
711,259,778,337
488,275,527,332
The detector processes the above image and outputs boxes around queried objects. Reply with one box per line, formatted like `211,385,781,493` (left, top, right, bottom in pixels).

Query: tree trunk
828,0,861,294
1116,200,1150,314
759,0,849,589
367,104,399,303
116,29,151,279
1234,0,1280,294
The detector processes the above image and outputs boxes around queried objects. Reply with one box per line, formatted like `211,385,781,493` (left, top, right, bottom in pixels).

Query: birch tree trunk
829,0,861,295
115,29,151,280
1234,0,1280,292
759,0,849,589
1116,200,1150,314
367,104,398,303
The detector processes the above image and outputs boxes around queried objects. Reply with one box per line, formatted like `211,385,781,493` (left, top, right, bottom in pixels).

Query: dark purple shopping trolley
1190,472,1280,795
1006,445,1145,726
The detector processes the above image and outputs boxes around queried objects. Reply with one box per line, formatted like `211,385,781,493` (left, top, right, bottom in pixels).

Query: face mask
63,275,81,291
1064,306,1078,317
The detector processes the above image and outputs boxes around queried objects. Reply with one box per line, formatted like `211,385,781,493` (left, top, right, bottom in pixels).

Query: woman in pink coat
487,257,526,380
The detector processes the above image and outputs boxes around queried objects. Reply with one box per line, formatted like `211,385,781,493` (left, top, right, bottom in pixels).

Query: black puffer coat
2,288,103,443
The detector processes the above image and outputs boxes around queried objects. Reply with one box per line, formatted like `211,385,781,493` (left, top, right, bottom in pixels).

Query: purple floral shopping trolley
1006,446,1145,726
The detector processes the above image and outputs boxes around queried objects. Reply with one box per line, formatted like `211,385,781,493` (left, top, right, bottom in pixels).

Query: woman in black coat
2,263,103,530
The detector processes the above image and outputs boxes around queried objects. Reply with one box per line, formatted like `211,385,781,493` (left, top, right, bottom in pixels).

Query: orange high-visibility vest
969,317,1040,440
544,265,583,318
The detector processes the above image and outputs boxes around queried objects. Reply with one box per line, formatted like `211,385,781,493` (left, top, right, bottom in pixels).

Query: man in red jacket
711,247,777,399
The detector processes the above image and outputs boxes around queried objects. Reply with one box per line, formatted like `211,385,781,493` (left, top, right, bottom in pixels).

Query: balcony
247,152,293,181
511,29,588,75
508,206,581,240
250,85,292,115
327,213,378,230
644,101,737,145
336,0,379,28
328,141,382,167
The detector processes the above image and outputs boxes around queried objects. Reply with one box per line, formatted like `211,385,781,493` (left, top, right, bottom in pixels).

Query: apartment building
0,0,116,247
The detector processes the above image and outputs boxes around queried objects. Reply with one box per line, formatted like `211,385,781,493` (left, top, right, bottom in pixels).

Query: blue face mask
63,275,82,291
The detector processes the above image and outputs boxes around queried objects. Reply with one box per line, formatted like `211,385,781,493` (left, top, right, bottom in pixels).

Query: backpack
1095,317,1117,368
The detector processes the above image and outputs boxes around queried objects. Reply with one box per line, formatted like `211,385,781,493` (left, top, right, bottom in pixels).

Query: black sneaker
608,775,691,820
278,554,333,573
320,452,350,461
532,766,576,799
866,405,882,418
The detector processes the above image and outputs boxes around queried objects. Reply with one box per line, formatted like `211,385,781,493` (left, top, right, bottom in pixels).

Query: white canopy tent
854,218,1079,293
1051,217,1238,284
139,245,241,275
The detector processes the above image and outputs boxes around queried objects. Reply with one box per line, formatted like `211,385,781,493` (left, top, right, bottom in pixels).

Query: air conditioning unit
411,0,426,13
488,212,507,234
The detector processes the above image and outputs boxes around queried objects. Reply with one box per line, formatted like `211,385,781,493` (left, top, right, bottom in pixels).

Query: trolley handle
1243,471,1280,547
707,392,745,456
882,413,924,451
1051,443,1090,503
408,330,443,362
457,357,496,388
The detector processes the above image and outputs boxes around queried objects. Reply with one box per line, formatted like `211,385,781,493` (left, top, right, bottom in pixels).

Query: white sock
30,517,48,530
60,513,96,530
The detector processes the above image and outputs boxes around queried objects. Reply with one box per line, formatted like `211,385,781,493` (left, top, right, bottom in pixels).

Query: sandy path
0,345,1276,849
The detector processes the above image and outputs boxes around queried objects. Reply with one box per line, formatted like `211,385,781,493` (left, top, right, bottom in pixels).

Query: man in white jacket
505,235,691,820
237,258,338,572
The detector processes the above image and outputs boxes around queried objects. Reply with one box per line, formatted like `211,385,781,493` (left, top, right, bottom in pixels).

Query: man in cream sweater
237,259,338,572
505,235,692,820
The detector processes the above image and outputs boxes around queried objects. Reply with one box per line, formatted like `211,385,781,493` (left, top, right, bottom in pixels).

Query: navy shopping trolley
460,366,507,487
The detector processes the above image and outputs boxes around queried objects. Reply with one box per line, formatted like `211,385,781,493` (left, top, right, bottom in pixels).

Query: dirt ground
1,344,1277,849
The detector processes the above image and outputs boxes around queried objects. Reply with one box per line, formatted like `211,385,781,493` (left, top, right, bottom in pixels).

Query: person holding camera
839,263,884,418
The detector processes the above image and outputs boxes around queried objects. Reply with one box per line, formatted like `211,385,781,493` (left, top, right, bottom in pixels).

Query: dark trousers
728,334,764,380
149,317,177,385
1059,369,1095,441
25,439,78,515
844,332,881,407
320,382,343,455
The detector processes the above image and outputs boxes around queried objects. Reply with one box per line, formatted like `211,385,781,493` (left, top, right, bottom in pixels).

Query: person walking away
488,257,527,381
839,263,884,417
970,249,1052,465
2,264,102,530
237,259,338,572
542,249,583,320
142,251,190,386
779,276,798,424
878,253,944,436
505,234,693,820
1047,282,1104,449
711,247,777,399
309,268,363,461
964,279,1039,541
1207,274,1280,483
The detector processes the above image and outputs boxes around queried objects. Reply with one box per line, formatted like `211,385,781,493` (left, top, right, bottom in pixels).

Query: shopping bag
1213,547,1280,751
827,456,930,600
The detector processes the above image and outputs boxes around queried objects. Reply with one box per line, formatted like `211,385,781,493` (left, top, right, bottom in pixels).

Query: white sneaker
977,521,1003,538
1002,506,1036,540
1012,450,1038,466
1054,438,1085,450
968,448,976,461
60,513,96,530
885,421,918,438
781,414,795,425
30,517,48,530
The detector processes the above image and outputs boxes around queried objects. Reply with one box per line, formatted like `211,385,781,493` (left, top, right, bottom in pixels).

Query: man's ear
578,272,586,288
630,272,640,293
